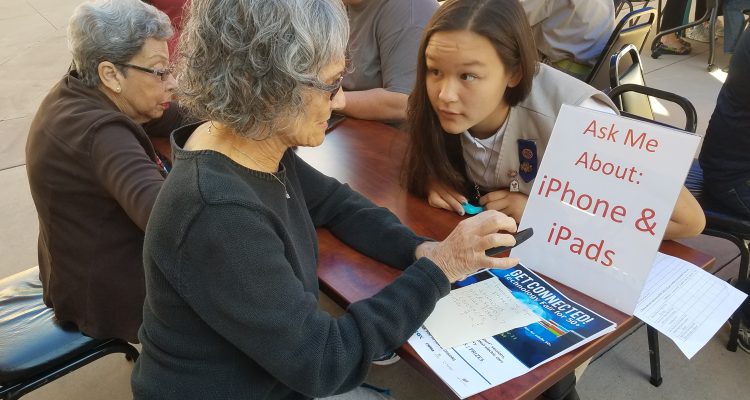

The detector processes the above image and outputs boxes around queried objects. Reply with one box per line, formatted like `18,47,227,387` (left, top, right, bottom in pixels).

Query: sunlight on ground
709,68,728,84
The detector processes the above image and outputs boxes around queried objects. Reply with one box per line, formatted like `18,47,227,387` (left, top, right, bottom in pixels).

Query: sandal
677,37,692,49
656,41,691,55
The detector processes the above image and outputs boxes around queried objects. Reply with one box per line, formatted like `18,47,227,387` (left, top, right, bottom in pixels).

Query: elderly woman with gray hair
25,0,187,343
131,0,519,399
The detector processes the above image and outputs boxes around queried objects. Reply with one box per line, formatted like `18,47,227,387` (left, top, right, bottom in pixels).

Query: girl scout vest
463,63,618,195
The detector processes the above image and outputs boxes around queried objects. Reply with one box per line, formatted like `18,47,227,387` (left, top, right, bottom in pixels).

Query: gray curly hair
67,0,173,88
177,0,349,138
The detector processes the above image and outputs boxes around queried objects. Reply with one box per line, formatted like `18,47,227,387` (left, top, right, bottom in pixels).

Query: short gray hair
178,0,349,138
68,0,173,88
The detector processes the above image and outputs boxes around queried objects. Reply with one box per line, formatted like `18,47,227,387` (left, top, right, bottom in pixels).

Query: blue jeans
723,0,750,53
707,177,750,218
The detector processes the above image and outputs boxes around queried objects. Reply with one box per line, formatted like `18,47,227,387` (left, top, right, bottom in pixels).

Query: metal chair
614,0,635,16
609,43,653,119
608,44,705,386
609,83,700,388
683,161,750,351
610,48,746,386
587,7,658,90
0,267,139,400
609,40,698,131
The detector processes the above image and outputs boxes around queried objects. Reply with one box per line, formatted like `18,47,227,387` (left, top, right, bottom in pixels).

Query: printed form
635,252,748,359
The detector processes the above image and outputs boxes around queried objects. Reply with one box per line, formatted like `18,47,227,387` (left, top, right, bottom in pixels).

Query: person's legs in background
706,177,750,353
659,0,693,54
708,178,750,219
687,0,726,42
722,0,750,53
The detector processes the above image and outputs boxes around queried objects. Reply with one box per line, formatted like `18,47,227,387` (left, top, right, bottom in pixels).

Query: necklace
470,112,510,202
208,123,290,199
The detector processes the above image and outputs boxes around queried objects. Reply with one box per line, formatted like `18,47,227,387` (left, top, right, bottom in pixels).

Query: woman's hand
480,190,528,222
427,181,468,215
415,210,519,282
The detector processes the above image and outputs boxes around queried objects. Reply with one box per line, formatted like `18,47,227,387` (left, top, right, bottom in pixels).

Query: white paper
635,252,748,359
409,327,529,399
424,277,541,348
408,266,616,398
514,105,700,314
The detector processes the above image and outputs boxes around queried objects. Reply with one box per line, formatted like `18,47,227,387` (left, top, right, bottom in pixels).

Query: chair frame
0,338,138,400
650,0,720,71
586,7,657,90
686,174,749,355
609,53,699,385
609,83,746,388
608,83,698,132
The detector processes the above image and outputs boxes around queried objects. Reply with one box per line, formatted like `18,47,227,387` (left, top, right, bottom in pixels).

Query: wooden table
152,119,714,399
294,118,715,400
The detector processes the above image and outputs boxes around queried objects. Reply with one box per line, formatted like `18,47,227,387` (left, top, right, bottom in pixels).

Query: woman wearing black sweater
130,0,520,399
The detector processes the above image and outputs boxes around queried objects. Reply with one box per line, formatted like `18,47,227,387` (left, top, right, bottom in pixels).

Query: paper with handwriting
424,277,541,348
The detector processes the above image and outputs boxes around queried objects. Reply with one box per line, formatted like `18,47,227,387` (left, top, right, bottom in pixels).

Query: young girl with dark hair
404,0,705,241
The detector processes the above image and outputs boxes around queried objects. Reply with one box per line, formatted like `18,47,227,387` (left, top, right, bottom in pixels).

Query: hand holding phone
485,227,533,257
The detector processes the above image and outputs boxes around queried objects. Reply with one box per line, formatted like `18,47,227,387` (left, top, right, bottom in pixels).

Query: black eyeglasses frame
114,62,174,81
307,75,345,100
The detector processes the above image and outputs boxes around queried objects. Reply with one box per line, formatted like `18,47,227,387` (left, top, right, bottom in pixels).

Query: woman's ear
98,61,122,93
507,69,523,88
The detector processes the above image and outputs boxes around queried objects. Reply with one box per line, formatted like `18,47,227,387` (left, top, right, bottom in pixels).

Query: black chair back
587,7,657,91
608,83,697,133
609,43,653,121
606,83,702,387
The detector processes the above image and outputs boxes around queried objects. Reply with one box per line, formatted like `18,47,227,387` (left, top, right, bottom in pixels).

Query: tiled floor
0,1,747,399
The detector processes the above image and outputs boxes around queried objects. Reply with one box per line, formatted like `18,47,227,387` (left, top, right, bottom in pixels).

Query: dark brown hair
403,0,539,198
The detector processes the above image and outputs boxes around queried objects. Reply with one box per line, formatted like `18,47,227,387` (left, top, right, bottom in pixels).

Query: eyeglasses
308,75,344,100
114,63,174,81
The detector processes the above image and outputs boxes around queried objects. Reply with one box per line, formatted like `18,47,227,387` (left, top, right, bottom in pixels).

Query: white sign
513,105,700,314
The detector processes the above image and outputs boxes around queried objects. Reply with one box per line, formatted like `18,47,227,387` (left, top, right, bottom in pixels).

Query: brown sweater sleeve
90,122,165,230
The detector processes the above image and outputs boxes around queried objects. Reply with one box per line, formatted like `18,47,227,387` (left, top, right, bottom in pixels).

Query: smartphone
485,227,534,257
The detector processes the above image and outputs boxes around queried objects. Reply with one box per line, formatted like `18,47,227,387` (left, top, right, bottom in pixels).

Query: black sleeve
289,151,429,271
175,205,449,397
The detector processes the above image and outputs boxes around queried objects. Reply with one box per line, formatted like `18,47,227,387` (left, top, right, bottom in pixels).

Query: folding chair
683,161,750,352
608,44,701,386
609,43,653,119
609,42,697,131
0,267,139,400
586,7,658,90
608,83,698,388
614,0,635,16
610,48,746,387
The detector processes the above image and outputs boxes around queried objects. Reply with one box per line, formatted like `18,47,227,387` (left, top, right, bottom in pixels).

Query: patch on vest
517,139,538,182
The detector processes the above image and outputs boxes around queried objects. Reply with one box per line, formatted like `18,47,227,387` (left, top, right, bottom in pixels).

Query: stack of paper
409,264,616,399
